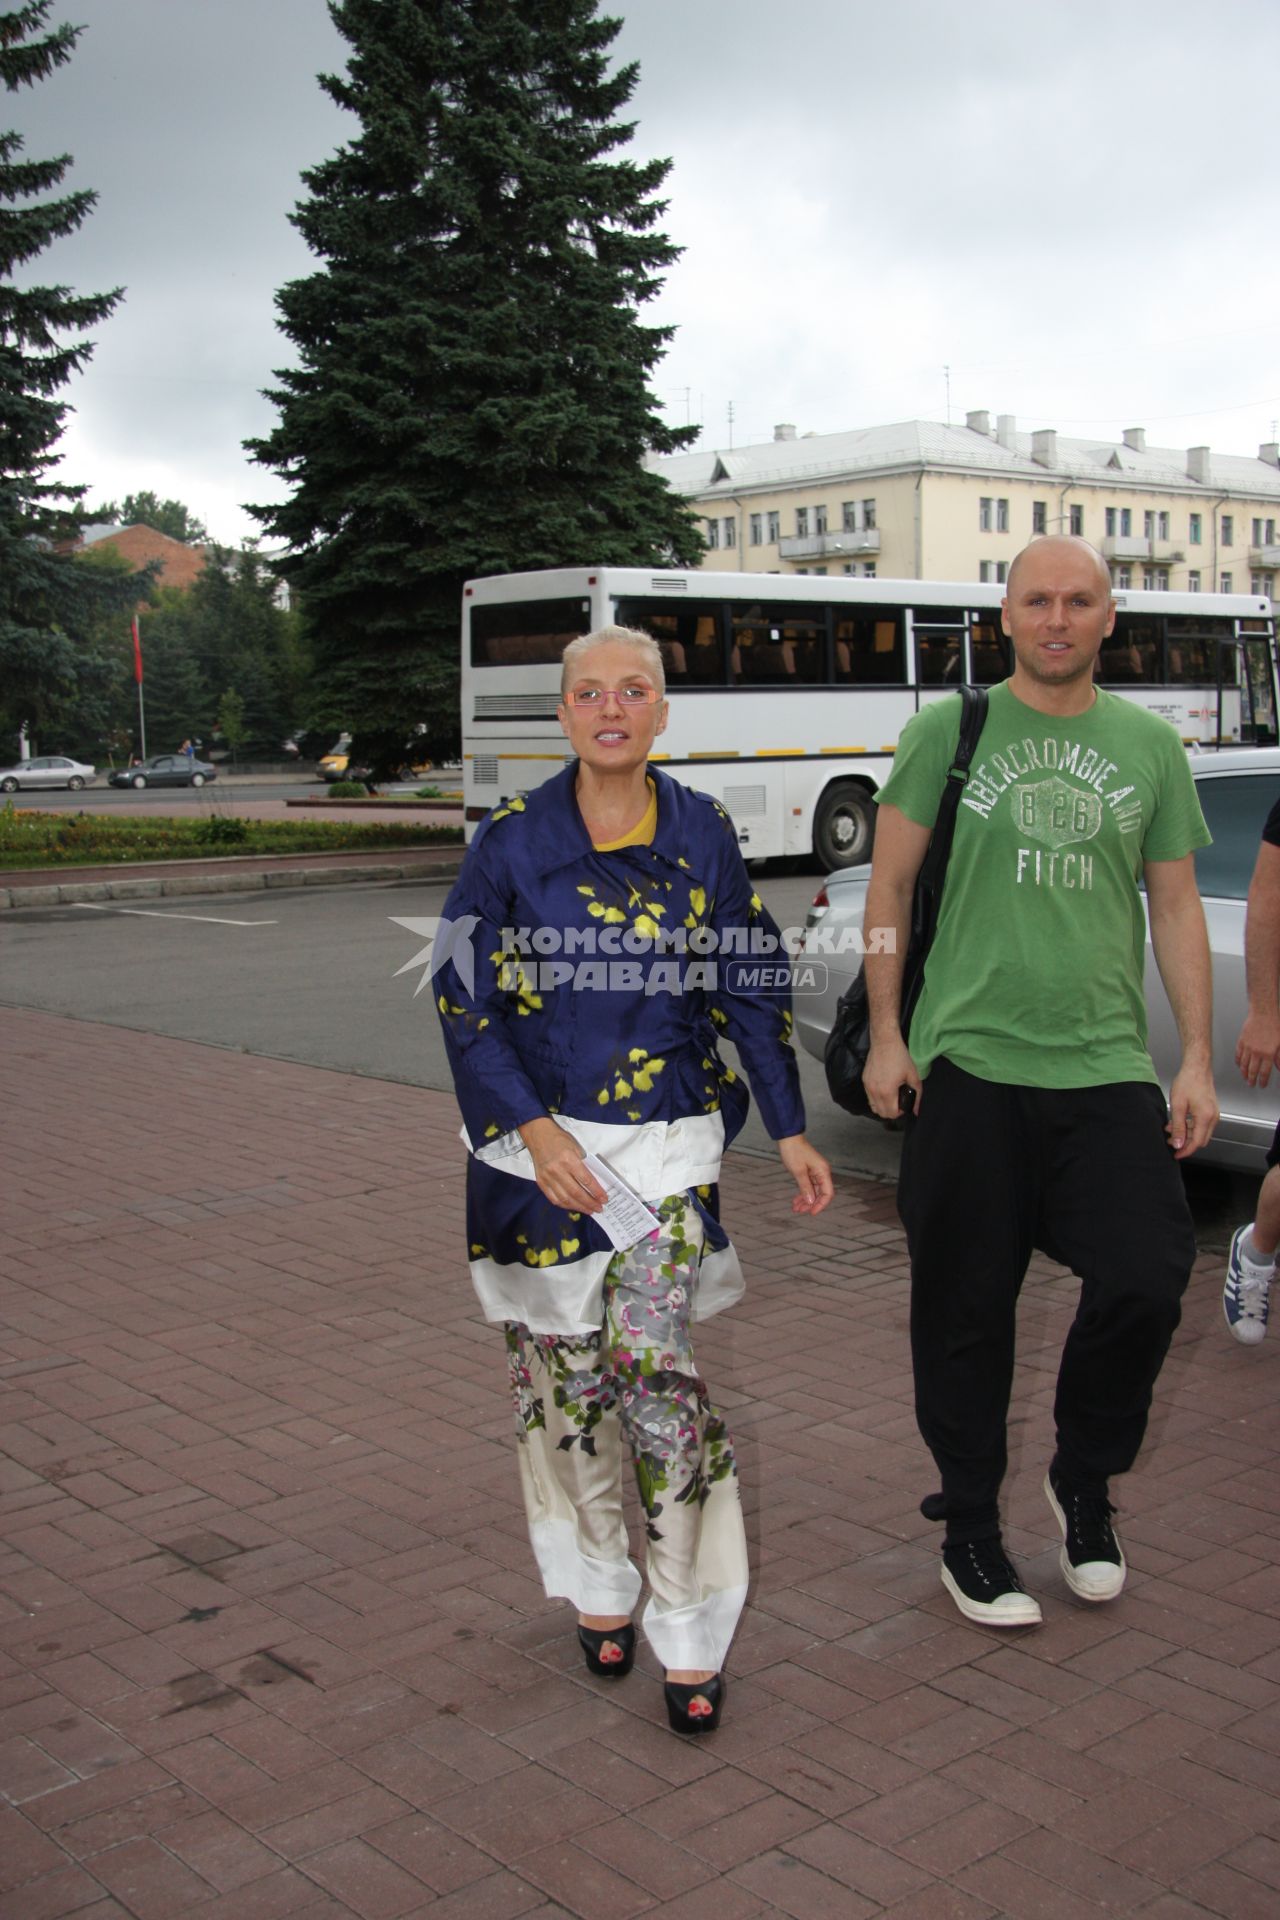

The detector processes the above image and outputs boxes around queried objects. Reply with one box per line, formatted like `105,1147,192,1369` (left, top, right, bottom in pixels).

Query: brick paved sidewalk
2,1008,1277,1920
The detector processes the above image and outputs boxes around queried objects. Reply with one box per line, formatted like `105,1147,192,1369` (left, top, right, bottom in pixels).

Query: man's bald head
1006,535,1112,602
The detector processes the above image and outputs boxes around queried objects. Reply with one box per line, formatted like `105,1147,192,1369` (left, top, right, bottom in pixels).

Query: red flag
132,615,143,685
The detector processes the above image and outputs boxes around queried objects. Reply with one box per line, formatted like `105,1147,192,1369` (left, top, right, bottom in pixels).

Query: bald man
863,537,1217,1627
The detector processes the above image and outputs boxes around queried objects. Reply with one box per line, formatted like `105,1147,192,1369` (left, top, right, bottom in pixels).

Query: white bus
462,568,1277,866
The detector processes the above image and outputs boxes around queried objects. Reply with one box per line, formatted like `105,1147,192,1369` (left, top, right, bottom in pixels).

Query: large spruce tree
0,3,145,752
246,0,701,761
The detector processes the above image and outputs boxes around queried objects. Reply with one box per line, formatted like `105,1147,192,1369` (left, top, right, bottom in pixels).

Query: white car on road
0,755,95,793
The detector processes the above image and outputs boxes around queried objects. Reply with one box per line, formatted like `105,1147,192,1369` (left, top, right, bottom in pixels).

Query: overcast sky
11,0,1280,544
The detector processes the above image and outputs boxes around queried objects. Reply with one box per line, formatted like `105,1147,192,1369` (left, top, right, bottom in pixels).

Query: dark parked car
108,754,218,790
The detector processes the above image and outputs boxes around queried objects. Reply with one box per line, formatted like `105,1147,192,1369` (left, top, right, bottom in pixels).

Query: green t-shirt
876,683,1210,1088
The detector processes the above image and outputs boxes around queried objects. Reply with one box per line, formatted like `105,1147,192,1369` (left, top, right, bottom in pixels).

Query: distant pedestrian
1223,796,1280,1344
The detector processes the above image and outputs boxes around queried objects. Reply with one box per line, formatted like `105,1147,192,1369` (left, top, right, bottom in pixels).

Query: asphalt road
0,864,1254,1243
6,778,324,810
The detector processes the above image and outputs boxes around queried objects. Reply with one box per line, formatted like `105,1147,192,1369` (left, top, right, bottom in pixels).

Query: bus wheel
814,783,875,869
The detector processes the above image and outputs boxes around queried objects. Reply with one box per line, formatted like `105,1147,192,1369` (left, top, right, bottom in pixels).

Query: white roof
652,419,1280,502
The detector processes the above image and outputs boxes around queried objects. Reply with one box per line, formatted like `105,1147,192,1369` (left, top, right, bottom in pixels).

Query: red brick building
80,523,209,594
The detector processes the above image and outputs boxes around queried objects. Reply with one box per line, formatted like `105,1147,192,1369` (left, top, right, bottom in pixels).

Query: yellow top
592,776,658,851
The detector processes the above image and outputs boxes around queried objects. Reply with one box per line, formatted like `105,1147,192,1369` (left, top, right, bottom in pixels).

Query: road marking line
70,905,278,926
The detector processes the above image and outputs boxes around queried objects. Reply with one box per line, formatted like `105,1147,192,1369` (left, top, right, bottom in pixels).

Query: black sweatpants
898,1057,1195,1541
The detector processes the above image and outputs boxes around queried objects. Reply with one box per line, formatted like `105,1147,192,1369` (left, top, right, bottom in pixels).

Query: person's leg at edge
899,1059,1043,1624
1039,1082,1194,1597
1224,1119,1280,1344
608,1195,747,1725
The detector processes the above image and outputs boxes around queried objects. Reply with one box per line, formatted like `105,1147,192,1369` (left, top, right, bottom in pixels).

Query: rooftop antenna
944,364,951,427
727,400,735,450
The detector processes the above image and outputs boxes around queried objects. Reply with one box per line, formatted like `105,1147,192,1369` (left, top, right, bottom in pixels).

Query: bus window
914,624,964,686
1101,614,1159,682
833,608,905,683
728,603,824,685
968,616,1009,685
471,597,592,666
1165,617,1237,685
612,598,728,686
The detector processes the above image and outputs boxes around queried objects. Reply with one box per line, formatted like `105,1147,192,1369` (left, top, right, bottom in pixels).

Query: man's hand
1166,1060,1219,1159
1236,1009,1280,1088
777,1135,835,1215
519,1117,608,1211
863,1034,922,1122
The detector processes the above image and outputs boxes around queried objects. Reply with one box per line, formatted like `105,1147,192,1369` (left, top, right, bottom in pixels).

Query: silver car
0,754,95,793
796,745,1280,1171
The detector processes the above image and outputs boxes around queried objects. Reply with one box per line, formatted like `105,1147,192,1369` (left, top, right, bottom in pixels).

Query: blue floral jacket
435,763,805,1333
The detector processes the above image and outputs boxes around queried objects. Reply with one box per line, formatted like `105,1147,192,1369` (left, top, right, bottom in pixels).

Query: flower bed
0,804,464,870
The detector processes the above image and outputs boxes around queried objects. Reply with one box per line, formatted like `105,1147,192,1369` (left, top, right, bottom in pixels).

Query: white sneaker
1224,1224,1273,1346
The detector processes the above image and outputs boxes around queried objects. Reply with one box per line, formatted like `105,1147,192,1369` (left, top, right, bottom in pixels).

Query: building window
1156,568,1169,590
863,499,876,529
1252,574,1264,595
1158,511,1169,541
1069,504,1084,536
1189,512,1202,544
996,498,1009,532
1254,518,1277,548
795,507,809,537
766,510,780,543
749,513,762,546
1032,501,1047,534
1270,520,1277,546
1105,507,1117,536
1142,569,1154,590
723,517,736,549
1117,566,1132,589
1144,511,1155,540
705,519,719,549
863,563,876,578
1188,570,1200,591
979,561,994,583
979,497,992,531
841,563,854,575
1222,514,1234,546
1253,519,1263,546
996,560,1008,584
842,501,858,531
814,504,828,535
813,566,828,576
1221,572,1233,593
1120,507,1131,537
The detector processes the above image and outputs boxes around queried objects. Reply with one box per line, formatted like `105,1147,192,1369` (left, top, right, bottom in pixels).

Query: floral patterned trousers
506,1193,749,1672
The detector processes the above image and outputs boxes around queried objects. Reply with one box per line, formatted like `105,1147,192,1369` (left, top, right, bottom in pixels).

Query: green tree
245,0,701,767
216,685,247,764
0,3,149,754
90,490,207,543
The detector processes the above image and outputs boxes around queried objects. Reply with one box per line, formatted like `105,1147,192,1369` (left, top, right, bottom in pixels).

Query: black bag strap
903,683,988,1019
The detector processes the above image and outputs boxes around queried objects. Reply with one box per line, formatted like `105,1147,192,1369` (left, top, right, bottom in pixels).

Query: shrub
194,814,250,846
326,779,370,798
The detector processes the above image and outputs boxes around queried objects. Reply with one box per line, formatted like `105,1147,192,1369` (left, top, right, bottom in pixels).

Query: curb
1,853,465,910
284,796,464,811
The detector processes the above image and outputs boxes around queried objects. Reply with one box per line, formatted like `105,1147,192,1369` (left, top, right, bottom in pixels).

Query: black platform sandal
577,1622,636,1679
664,1673,724,1734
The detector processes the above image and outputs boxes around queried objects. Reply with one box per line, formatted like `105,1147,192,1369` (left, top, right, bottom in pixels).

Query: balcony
778,528,881,562
1250,545,1280,568
1100,535,1184,566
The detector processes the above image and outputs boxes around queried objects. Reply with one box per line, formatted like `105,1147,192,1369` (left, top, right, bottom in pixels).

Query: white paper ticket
582,1153,662,1250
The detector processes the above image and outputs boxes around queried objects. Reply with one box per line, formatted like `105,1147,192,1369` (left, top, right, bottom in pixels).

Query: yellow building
652,411,1280,596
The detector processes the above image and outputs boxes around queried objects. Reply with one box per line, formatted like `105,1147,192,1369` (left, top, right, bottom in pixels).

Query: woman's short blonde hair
560,624,665,700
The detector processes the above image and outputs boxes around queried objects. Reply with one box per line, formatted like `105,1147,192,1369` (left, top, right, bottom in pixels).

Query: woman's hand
519,1116,608,1212
777,1134,834,1215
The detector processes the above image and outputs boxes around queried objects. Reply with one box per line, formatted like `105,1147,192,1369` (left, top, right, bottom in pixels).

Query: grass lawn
0,804,464,871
